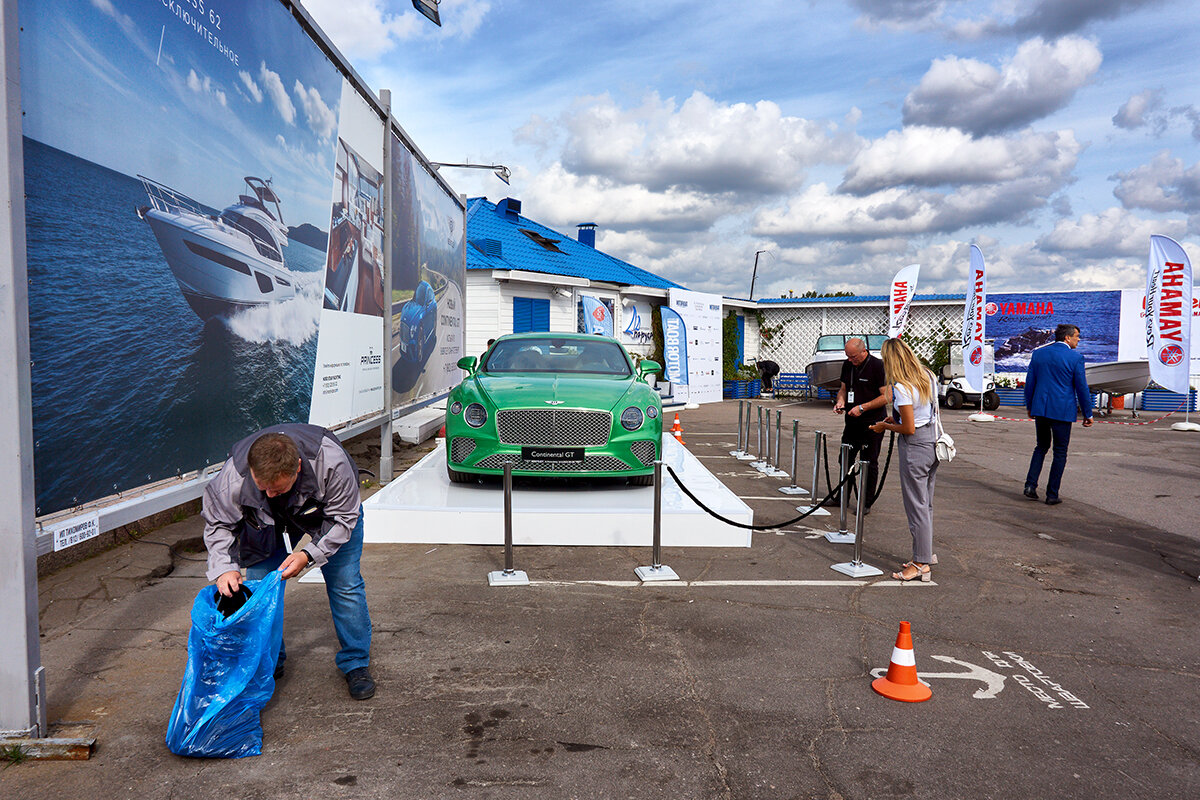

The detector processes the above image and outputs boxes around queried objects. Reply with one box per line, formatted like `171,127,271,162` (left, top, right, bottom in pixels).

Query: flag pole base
1170,422,1200,431
968,412,995,422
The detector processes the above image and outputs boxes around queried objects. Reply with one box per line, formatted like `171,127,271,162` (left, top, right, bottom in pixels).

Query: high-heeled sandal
892,561,931,582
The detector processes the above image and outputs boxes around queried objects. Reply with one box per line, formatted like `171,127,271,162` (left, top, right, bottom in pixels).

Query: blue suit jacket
1024,342,1093,422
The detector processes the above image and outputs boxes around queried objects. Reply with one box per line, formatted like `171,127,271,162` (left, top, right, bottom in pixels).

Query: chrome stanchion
752,406,768,471
488,461,529,586
779,420,808,495
729,400,747,457
765,409,787,477
832,458,884,577
824,443,856,543
736,400,756,461
795,430,830,515
636,460,679,582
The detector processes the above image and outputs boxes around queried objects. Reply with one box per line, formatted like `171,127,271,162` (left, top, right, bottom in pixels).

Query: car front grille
630,440,657,466
495,409,611,447
473,454,631,472
450,437,476,463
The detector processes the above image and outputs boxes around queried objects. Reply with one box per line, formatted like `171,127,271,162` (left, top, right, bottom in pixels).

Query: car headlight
620,406,644,431
450,401,462,415
465,403,488,428
646,405,659,420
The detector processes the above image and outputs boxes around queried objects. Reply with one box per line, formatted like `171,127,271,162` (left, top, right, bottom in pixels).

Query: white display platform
364,436,752,548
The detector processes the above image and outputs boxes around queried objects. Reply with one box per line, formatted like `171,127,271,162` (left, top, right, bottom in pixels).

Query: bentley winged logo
544,400,564,405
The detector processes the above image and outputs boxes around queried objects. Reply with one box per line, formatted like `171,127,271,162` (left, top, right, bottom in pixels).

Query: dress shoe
1023,485,1038,500
345,666,376,700
273,661,285,680
1045,497,1062,506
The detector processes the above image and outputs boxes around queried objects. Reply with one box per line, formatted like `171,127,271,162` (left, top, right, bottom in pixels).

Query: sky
232,2,1200,297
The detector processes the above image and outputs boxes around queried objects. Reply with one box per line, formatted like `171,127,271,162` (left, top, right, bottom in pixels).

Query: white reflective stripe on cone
890,647,916,667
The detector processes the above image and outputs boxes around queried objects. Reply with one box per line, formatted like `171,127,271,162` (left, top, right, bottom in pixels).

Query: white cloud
1113,89,1162,130
1037,207,1186,256
293,81,336,141
259,62,295,125
186,69,227,107
239,71,263,103
903,36,1102,134
1111,151,1200,213
301,0,491,60
840,126,1080,194
557,91,861,195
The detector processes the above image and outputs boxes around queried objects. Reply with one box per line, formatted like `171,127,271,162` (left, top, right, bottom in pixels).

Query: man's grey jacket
202,423,360,581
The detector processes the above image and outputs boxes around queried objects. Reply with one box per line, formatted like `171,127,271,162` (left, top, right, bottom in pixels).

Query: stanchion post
831,458,884,577
488,461,529,586
636,460,679,582
736,401,755,460
795,430,829,514
730,400,746,457
779,420,808,495
824,443,856,543
765,409,786,477
752,406,767,470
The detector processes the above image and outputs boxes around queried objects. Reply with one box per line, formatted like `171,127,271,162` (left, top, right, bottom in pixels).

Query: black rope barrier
665,463,858,531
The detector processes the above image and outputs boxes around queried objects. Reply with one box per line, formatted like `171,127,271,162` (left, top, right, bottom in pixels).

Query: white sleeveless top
892,374,937,429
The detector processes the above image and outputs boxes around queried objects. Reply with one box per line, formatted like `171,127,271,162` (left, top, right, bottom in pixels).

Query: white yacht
138,176,295,319
806,334,886,390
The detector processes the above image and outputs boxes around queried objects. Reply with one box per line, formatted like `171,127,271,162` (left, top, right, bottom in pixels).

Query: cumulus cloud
557,91,861,195
1113,89,1162,130
1037,207,1186,257
1111,152,1200,213
186,69,227,107
293,80,336,141
840,127,1080,194
951,0,1167,39
259,62,295,125
239,71,263,103
851,0,946,30
301,0,491,60
903,36,1101,135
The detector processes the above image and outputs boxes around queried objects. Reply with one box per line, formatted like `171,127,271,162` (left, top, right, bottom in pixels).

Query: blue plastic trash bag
166,571,286,758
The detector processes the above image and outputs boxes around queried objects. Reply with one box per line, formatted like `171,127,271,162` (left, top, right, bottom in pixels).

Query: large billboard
985,291,1122,374
19,0,460,517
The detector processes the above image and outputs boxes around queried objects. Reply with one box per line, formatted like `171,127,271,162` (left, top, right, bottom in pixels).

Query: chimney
576,222,597,248
496,197,521,220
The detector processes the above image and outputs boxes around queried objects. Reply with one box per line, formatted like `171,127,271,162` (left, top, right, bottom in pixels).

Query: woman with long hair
869,338,939,582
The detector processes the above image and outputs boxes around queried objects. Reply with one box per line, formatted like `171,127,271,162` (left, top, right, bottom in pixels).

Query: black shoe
1023,485,1038,500
1045,497,1062,506
345,667,376,700
273,661,285,680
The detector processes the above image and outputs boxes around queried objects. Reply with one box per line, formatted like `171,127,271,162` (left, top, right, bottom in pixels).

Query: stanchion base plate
736,454,757,461
751,461,769,472
778,486,809,495
765,468,788,478
729,450,747,458
831,561,884,578
488,570,530,586
796,505,831,516
298,569,325,584
824,531,856,544
635,565,680,582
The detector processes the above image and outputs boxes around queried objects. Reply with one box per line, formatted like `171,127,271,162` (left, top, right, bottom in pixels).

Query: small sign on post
50,513,100,552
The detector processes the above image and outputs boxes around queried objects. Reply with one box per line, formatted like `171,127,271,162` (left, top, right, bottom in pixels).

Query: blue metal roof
465,197,686,290
757,293,966,304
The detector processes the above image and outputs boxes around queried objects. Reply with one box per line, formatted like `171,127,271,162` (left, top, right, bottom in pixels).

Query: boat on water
137,175,295,319
805,334,887,390
1085,360,1151,395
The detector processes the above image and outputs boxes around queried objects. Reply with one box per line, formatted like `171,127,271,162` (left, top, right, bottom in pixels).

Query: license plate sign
522,447,584,462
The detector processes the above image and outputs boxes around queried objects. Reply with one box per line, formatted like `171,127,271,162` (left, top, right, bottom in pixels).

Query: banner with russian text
1144,235,1193,394
660,305,689,403
888,263,920,338
960,245,987,393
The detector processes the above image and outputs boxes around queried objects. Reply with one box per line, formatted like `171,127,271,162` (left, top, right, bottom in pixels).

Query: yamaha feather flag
960,245,987,393
581,295,614,336
888,263,920,338
1144,235,1193,394
659,306,689,387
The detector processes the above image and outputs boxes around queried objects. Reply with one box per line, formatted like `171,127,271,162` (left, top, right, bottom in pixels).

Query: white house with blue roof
463,197,691,359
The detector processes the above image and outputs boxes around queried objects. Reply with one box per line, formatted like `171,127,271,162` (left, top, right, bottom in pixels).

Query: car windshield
484,338,631,376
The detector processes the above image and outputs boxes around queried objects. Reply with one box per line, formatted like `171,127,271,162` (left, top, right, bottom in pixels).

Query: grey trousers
898,421,938,563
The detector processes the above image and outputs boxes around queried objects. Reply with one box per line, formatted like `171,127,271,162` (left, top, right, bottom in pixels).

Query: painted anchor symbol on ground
871,656,1007,699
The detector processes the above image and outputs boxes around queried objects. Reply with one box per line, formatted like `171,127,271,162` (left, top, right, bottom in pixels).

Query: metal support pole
753,405,769,471
765,409,786,477
488,461,528,586
378,89,395,484
779,420,808,495
729,400,746,458
795,431,830,515
824,444,856,543
736,401,755,460
831,458,884,577
636,461,679,581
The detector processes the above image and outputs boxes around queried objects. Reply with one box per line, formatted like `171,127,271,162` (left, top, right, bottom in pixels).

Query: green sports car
445,333,663,484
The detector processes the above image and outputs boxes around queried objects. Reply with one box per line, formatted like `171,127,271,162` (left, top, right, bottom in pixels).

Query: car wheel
982,391,1000,411
447,463,474,483
627,473,654,486
945,390,964,409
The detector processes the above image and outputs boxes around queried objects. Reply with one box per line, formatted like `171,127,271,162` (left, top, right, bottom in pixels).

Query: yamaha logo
1159,344,1184,366
985,302,998,316
969,346,983,366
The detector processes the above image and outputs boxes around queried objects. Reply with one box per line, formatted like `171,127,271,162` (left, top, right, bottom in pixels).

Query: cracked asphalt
4,398,1198,798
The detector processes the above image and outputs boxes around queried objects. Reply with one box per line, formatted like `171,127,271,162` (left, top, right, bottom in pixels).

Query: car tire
627,473,654,486
447,463,474,483
982,391,1000,411
945,390,964,409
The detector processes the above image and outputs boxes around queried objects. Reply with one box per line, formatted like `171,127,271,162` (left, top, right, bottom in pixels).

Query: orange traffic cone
872,621,932,703
670,413,685,445
437,424,446,439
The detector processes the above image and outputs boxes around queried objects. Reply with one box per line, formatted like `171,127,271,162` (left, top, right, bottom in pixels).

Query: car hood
475,373,640,411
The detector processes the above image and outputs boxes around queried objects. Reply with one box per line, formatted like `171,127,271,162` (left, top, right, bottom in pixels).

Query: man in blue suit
1023,324,1094,505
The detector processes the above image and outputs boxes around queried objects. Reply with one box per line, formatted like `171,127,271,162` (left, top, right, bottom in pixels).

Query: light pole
429,162,512,185
749,250,768,300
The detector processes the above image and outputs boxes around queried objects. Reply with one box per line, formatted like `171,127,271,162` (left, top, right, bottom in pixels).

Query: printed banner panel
667,289,723,404
986,291,1122,374
21,0,344,514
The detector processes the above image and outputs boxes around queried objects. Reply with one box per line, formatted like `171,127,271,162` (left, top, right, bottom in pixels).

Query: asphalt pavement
3,398,1198,799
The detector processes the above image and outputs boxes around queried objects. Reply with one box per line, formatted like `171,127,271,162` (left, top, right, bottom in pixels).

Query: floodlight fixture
412,0,441,27
430,161,512,185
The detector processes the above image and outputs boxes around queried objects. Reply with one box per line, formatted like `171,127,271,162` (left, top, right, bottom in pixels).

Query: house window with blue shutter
512,296,550,333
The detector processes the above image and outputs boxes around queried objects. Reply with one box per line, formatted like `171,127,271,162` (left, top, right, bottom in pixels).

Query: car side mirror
457,356,477,373
638,359,661,380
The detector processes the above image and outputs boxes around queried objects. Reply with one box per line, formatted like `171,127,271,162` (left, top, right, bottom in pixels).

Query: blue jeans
1025,418,1072,500
246,510,372,674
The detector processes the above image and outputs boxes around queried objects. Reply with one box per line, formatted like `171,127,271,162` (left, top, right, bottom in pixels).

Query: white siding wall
464,273,501,357
743,313,760,363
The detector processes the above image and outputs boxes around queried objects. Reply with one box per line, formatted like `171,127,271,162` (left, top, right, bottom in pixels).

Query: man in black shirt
834,338,890,512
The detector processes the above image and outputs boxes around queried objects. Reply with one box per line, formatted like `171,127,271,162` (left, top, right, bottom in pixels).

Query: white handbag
932,379,956,462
